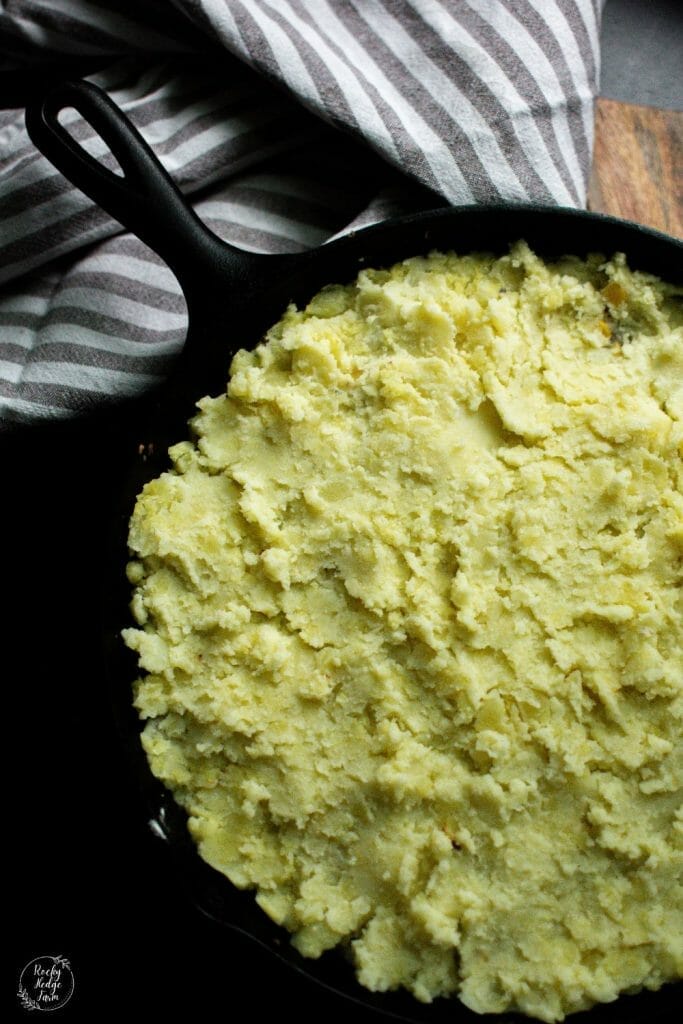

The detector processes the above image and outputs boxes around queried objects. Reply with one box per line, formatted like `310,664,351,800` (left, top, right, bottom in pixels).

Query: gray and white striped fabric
0,0,603,429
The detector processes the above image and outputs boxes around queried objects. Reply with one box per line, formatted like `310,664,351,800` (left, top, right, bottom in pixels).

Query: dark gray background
601,0,683,109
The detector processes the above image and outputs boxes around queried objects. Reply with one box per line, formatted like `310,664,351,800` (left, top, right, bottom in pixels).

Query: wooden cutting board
588,97,682,239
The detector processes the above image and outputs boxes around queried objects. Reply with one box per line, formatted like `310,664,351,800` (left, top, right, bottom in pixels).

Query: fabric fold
0,0,602,428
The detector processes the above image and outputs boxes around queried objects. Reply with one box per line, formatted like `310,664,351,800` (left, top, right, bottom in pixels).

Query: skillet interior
107,208,683,1024
25,80,683,1024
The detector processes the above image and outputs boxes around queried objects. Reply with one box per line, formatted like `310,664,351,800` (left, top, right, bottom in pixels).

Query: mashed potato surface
124,243,682,1021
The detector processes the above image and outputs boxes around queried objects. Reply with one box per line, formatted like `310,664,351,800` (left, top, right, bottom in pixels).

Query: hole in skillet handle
27,82,683,1024
55,104,126,177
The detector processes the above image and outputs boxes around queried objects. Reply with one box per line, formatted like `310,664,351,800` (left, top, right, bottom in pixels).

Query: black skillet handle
24,79,287,310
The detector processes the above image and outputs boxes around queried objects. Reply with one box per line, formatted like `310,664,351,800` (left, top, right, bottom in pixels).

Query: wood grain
588,97,682,238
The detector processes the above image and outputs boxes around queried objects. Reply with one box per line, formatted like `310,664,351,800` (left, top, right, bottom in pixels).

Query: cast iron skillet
26,80,682,1024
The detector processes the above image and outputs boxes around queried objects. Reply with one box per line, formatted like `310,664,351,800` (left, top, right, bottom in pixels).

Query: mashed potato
123,242,682,1021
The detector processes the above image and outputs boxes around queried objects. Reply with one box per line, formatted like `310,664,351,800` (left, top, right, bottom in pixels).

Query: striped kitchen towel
0,0,603,428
